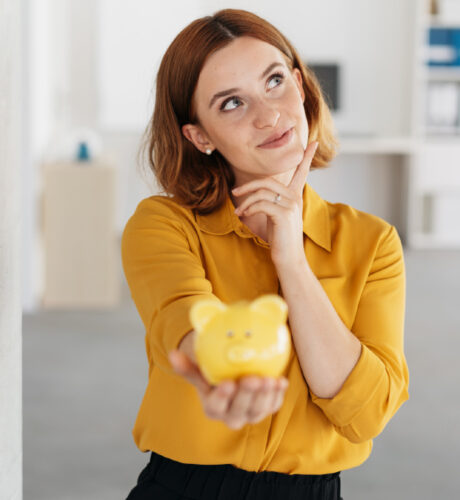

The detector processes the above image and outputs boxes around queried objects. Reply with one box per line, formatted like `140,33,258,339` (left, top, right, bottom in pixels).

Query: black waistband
145,450,341,499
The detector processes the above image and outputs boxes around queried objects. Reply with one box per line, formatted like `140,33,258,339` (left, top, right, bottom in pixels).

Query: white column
0,0,23,497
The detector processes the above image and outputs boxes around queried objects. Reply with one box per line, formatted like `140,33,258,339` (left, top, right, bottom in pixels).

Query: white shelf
425,67,460,81
424,126,460,135
409,232,460,249
337,135,460,156
422,134,460,143
418,187,460,195
337,136,416,155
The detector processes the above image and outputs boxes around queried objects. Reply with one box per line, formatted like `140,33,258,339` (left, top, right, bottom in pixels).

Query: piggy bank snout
226,344,256,363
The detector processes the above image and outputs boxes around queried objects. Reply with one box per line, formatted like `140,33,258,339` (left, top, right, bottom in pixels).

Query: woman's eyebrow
208,61,285,109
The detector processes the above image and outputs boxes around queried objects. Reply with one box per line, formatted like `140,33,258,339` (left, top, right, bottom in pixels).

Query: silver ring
274,193,281,203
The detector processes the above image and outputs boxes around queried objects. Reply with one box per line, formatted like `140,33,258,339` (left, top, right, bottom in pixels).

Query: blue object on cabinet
428,28,456,66
452,29,460,66
429,27,450,45
76,141,90,162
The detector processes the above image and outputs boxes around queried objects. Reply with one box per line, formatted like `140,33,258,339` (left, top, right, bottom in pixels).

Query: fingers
245,377,277,424
234,189,292,216
226,376,264,428
255,377,289,420
271,378,289,413
287,140,318,192
232,179,292,203
204,376,289,430
202,380,237,421
169,354,290,430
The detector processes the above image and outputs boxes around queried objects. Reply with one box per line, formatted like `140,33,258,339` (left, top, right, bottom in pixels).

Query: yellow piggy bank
190,294,291,385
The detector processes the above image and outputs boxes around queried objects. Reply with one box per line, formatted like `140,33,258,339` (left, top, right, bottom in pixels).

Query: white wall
0,0,23,496
97,0,208,130
23,0,49,312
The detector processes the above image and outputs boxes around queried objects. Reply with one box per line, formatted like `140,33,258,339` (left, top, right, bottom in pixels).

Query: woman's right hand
168,346,289,430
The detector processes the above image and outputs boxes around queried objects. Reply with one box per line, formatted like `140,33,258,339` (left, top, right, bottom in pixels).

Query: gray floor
23,249,460,500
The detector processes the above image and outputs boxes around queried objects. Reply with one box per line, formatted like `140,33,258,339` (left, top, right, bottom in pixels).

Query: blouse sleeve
310,224,410,443
121,199,221,377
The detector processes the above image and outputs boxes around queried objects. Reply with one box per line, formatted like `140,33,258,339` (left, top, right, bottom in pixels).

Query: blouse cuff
309,343,386,428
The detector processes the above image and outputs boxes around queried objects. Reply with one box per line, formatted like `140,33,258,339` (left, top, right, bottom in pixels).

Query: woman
122,8,409,500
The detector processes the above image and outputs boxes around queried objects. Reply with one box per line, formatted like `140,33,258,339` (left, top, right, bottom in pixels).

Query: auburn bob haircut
140,8,339,215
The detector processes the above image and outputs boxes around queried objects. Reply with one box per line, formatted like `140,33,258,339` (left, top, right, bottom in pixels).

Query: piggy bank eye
226,331,234,338
244,331,252,338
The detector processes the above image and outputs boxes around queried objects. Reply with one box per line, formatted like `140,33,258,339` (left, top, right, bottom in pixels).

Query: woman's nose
253,102,280,129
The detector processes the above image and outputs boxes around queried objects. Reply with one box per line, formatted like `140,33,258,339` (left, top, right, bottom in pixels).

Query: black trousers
126,451,343,500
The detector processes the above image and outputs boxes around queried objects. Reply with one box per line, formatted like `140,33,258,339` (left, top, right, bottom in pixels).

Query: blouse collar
194,183,332,252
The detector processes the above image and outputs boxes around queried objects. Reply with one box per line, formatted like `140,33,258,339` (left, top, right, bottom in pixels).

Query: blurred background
1,0,460,498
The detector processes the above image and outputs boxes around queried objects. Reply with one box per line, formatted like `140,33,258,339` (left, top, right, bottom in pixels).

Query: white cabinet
320,0,460,249
406,0,460,248
408,141,460,247
42,162,121,308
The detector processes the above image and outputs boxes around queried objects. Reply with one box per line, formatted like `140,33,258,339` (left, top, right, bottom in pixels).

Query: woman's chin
231,144,307,177
265,156,305,177
280,145,306,168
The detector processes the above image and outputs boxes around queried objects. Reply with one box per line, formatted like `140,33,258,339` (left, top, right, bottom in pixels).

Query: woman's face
182,36,309,185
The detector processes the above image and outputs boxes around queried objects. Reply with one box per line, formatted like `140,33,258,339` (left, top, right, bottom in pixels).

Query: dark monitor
307,63,340,111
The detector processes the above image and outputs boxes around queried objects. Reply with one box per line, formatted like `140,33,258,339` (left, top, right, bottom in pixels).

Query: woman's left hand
232,140,319,268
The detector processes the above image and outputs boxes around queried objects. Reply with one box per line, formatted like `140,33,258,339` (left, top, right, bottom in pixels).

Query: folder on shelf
427,28,460,66
452,29,460,66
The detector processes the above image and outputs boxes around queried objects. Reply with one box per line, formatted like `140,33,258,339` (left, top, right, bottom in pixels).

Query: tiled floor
23,249,460,499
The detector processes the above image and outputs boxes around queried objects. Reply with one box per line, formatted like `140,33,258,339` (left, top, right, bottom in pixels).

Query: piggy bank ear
189,299,227,331
250,294,288,323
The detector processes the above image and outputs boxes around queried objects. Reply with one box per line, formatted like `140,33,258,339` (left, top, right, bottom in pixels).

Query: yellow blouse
121,182,410,474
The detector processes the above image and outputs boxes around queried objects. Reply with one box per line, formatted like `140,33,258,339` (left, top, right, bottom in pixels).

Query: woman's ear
182,123,214,154
292,68,305,103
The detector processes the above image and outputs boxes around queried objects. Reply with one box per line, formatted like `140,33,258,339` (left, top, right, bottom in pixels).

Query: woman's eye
220,96,241,111
267,72,285,89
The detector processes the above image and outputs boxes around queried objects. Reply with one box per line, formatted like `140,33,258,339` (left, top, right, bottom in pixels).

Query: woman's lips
258,127,294,149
